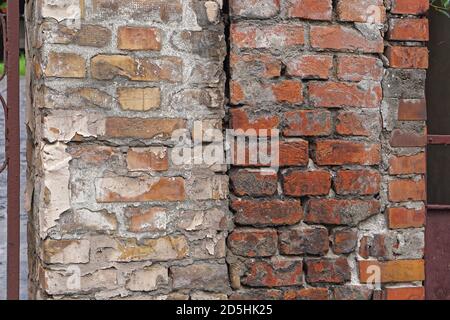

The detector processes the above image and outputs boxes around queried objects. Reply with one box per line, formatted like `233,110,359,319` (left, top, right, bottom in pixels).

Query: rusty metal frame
0,0,21,300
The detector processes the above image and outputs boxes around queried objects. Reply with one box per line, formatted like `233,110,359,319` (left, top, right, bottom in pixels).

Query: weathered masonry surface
27,0,428,299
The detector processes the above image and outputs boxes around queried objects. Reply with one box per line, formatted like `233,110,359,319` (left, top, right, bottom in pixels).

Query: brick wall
26,0,428,300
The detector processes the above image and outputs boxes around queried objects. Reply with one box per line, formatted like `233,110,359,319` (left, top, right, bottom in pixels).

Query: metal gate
0,0,21,300
426,8,450,300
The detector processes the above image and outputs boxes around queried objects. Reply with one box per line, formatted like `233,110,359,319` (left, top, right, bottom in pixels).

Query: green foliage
0,0,6,10
431,0,450,17
0,54,27,77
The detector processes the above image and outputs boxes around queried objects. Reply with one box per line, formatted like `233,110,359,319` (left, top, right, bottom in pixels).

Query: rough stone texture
27,0,427,300
27,0,230,300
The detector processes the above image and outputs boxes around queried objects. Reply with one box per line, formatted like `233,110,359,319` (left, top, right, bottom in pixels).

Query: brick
228,229,278,257
230,289,283,300
391,0,429,15
385,287,425,300
336,111,380,137
279,226,329,256
386,46,428,69
306,199,380,226
315,140,381,165
389,153,426,175
337,55,383,82
45,52,86,78
279,140,309,166
125,207,167,232
230,108,279,135
95,176,185,202
92,0,183,22
388,207,426,229
104,117,185,139
305,258,351,284
230,0,280,18
126,265,168,291
43,239,90,264
383,69,426,99
283,170,332,196
310,25,384,53
242,258,303,287
230,169,278,197
389,18,429,41
337,0,385,23
231,80,304,105
390,129,427,147
171,30,225,58
284,110,332,137
285,0,332,21
118,26,161,51
127,147,169,172
388,179,426,202
284,288,329,300
171,263,230,292
332,229,358,254
187,176,229,201
309,81,382,108
43,23,112,47
333,286,373,300
359,260,425,283
285,54,333,79
334,169,381,195
231,199,303,227
91,55,182,82
231,23,304,49
230,53,281,79
397,99,427,121
117,87,160,111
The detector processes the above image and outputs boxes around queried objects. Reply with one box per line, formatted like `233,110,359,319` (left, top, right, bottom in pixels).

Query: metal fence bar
6,0,21,300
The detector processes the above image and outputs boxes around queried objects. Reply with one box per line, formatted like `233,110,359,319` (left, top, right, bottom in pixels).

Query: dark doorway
426,8,450,300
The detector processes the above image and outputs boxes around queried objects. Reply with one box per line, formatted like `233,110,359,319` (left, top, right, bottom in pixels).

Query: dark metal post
7,0,21,300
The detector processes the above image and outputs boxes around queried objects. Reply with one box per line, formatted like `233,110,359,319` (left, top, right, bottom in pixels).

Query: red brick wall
227,0,428,300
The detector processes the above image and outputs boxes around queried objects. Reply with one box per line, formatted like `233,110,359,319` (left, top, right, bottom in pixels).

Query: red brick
279,140,309,167
285,54,333,79
389,18,429,41
242,258,303,287
388,179,426,202
385,287,425,300
230,52,281,79
388,207,426,229
336,111,378,137
333,286,374,300
283,110,332,137
389,153,426,175
309,81,382,108
391,0,429,15
306,199,380,226
359,260,425,283
125,207,166,232
229,289,282,300
305,258,351,284
230,108,279,135
332,229,358,254
285,0,332,21
310,25,384,53
386,46,428,69
337,55,383,81
337,0,385,23
279,226,329,256
230,169,278,197
334,169,381,195
104,118,185,139
127,147,169,171
315,140,381,165
231,199,303,226
390,129,427,147
228,229,278,257
272,80,304,104
231,23,304,49
117,26,161,51
283,170,331,196
284,288,329,300
397,99,427,121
